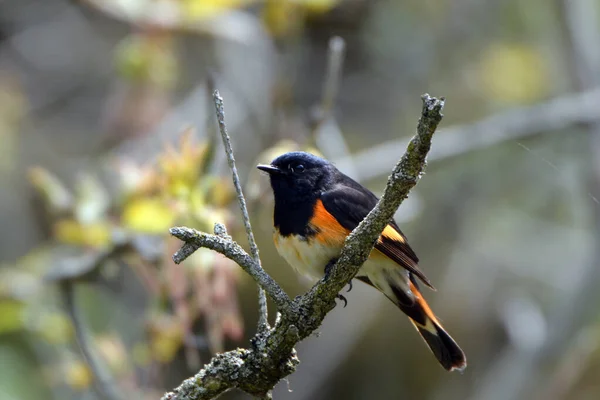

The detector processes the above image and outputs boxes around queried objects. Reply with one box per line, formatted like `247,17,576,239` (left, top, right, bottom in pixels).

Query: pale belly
274,232,411,302
274,233,341,282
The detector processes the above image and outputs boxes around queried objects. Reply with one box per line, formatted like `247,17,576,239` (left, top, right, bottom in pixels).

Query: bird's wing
320,184,434,289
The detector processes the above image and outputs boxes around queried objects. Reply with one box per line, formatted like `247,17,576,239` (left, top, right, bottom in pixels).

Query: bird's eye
288,164,305,173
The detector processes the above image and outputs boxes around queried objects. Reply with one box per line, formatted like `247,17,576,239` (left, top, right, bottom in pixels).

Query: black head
257,152,335,203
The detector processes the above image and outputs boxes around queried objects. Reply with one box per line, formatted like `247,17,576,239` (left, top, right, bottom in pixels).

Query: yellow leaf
132,342,152,367
296,0,340,14
0,300,24,334
54,219,112,247
263,0,303,37
151,334,181,363
28,167,73,214
182,0,256,20
115,160,160,196
196,176,234,208
148,315,184,363
122,198,175,234
96,334,129,374
115,33,178,87
65,360,92,391
37,312,73,344
479,43,548,104
158,129,212,196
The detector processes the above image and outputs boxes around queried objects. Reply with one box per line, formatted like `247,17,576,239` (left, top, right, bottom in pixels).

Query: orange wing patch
379,225,406,244
309,199,350,246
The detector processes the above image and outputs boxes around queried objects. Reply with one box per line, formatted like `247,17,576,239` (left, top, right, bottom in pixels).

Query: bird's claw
336,294,348,308
346,280,353,292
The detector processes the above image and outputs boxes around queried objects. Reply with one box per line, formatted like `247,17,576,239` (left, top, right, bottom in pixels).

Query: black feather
320,176,433,289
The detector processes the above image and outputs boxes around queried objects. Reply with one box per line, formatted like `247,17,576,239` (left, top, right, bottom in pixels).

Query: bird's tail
396,280,467,372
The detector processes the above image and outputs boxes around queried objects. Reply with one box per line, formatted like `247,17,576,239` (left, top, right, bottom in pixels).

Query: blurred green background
1,0,599,399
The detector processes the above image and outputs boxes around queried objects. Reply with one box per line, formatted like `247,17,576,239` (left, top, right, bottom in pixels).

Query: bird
257,151,466,372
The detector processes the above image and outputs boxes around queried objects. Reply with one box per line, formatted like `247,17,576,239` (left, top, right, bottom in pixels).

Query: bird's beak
257,164,282,175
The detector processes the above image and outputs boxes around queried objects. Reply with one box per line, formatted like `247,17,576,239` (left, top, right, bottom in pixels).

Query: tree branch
213,90,270,332
62,280,123,400
52,242,132,400
161,93,444,400
170,224,291,313
335,86,600,181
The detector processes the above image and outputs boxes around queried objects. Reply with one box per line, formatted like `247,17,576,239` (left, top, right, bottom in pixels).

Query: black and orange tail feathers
414,321,466,372
397,280,466,372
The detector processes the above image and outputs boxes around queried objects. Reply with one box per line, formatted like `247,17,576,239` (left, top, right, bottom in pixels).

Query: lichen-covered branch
161,94,444,400
308,94,443,299
170,224,290,313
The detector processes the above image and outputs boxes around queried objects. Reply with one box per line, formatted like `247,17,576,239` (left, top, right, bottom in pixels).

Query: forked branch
161,93,445,400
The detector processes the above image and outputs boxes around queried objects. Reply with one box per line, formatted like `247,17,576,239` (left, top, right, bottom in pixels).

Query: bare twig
311,37,358,179
213,90,270,332
62,281,123,400
170,225,290,313
79,0,263,44
335,86,600,181
161,93,444,400
51,242,132,400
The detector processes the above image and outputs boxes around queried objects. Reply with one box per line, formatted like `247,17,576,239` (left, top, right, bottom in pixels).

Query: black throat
273,192,319,237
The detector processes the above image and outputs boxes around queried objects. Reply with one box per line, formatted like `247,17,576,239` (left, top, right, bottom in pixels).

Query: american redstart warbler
257,151,466,372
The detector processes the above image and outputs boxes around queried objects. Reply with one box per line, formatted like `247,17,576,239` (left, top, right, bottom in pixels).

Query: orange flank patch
410,280,440,327
379,225,406,244
309,200,350,245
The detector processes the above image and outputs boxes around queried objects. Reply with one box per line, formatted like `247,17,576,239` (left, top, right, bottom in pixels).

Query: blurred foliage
263,0,342,37
85,0,343,35
478,42,549,104
0,0,599,399
1,129,245,396
0,77,24,173
116,33,178,89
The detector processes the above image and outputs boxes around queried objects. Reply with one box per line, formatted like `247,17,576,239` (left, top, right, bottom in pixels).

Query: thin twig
213,90,270,332
170,225,291,313
162,93,444,400
62,281,123,400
